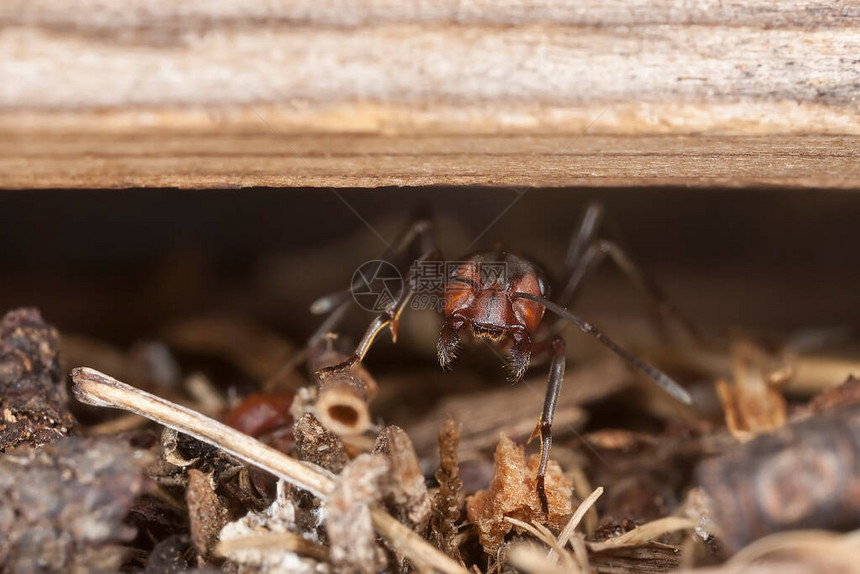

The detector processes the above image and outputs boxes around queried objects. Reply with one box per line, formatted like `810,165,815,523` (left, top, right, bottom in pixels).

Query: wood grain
3,129,857,189
1,1,858,189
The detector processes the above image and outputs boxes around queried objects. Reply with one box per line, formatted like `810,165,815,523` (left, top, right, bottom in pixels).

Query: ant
313,203,693,515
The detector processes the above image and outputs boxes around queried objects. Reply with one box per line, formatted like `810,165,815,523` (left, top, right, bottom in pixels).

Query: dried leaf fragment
294,413,348,473
466,434,573,555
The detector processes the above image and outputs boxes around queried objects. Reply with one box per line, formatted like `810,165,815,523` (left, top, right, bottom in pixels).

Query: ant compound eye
537,275,549,297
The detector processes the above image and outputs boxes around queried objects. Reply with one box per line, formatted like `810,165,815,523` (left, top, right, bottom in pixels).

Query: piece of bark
697,404,860,553
429,416,465,561
186,468,229,561
326,454,389,574
0,307,76,449
466,434,573,555
371,426,431,532
294,413,349,474
0,436,147,572
292,413,351,544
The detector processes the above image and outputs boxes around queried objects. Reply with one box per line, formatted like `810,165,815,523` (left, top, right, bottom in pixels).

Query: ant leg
263,300,353,389
531,336,566,516
561,239,700,343
309,217,438,361
557,204,701,343
315,249,442,377
514,291,692,404
564,202,605,273
310,219,435,316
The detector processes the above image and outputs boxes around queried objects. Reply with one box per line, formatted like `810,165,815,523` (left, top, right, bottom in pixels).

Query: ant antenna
512,292,693,405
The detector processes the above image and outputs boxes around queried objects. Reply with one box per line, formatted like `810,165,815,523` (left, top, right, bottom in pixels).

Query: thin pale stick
585,516,697,552
71,367,468,574
504,517,572,562
72,367,334,496
549,486,604,561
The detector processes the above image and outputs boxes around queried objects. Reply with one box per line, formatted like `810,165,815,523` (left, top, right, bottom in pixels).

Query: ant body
314,203,693,514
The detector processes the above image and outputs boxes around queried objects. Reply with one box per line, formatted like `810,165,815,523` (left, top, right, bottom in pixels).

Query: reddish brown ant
314,203,693,514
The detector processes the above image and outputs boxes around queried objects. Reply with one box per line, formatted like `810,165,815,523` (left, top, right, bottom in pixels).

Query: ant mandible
314,203,693,515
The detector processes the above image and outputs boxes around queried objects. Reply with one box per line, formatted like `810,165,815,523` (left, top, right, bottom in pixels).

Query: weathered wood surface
3,131,858,189
1,1,858,189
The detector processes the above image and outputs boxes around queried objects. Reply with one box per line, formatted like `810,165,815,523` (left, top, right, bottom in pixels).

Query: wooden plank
1,1,858,189
3,130,857,189
3,0,858,28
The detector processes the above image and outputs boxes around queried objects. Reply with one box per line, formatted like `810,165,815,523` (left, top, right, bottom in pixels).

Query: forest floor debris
3,307,860,572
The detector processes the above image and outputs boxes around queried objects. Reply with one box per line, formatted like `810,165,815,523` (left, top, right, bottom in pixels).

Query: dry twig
216,531,329,562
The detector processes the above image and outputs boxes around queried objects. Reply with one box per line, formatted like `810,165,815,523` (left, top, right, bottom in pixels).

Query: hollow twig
71,367,468,574
311,337,378,437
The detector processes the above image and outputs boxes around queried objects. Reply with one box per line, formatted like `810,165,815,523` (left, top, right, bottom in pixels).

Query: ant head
437,251,549,381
